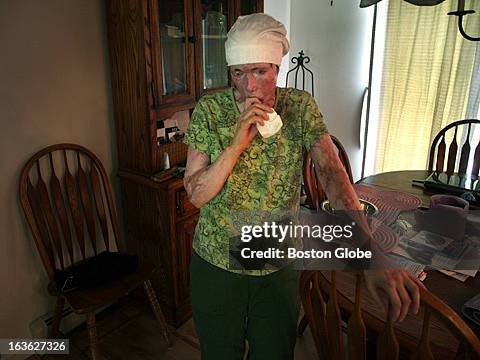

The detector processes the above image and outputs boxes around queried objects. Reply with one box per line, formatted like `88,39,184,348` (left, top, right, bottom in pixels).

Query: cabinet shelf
201,34,227,39
164,34,227,40
165,34,185,39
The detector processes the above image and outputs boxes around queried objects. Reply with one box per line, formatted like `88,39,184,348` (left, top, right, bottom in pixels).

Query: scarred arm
184,99,272,208
183,146,240,208
310,134,425,322
310,134,366,225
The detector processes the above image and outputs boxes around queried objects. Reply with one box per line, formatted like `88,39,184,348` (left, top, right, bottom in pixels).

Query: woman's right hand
230,98,273,155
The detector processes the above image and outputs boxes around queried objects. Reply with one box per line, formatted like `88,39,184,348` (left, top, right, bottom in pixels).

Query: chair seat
48,261,155,314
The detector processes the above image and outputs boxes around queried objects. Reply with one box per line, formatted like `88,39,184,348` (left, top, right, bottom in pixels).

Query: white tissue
257,110,282,138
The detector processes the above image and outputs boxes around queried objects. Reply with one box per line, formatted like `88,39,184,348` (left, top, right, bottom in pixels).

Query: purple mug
414,195,469,241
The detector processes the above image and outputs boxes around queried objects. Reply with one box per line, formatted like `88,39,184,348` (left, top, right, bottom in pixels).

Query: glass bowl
321,199,379,217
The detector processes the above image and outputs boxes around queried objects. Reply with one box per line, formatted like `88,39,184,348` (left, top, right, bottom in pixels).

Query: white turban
225,13,290,66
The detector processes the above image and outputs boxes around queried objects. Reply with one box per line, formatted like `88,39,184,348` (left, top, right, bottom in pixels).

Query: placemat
354,184,422,226
371,223,399,253
354,184,422,211
352,184,422,253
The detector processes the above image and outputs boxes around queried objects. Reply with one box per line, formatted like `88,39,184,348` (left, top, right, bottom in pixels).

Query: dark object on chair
54,251,139,292
300,270,480,359
303,135,354,210
428,119,480,176
19,143,172,360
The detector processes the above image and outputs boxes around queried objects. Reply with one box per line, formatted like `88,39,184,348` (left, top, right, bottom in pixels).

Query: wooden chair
303,134,354,210
300,270,480,360
298,135,353,335
19,143,172,359
428,119,480,176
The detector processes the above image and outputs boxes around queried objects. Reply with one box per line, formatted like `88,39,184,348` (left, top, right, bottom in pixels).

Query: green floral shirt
184,87,328,275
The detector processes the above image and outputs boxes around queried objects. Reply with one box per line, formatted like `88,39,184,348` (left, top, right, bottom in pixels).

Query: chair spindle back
428,119,480,176
300,270,480,360
19,144,121,283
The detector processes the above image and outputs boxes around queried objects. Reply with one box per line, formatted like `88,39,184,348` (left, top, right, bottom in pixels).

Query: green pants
189,251,300,360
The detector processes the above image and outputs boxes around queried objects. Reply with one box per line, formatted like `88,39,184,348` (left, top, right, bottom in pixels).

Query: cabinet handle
150,82,157,107
176,192,181,214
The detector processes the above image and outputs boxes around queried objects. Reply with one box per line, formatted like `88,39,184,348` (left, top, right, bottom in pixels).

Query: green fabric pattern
184,87,328,275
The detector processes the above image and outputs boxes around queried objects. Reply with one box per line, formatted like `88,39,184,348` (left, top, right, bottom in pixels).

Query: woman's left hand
363,269,427,322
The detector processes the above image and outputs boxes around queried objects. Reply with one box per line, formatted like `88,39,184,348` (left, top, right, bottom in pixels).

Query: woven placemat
371,223,399,253
354,184,422,211
352,184,422,253
354,184,422,226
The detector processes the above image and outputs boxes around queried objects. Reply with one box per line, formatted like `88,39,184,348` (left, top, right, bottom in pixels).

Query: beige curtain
374,0,480,173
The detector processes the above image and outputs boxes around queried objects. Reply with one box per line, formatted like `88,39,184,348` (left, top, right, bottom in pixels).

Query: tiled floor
30,296,317,359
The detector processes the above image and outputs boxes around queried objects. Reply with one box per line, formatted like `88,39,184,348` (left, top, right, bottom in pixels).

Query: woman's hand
231,98,273,155
363,269,427,322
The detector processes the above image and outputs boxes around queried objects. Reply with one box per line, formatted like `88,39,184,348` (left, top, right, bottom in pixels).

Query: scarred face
230,63,279,108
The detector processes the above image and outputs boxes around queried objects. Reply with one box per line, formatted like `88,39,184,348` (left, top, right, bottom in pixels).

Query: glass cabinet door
239,0,261,15
158,0,191,96
199,0,229,91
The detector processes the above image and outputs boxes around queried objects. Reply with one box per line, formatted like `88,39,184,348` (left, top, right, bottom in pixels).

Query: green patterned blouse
184,87,328,275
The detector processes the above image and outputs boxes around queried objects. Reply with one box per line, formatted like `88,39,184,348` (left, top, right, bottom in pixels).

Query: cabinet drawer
176,189,197,216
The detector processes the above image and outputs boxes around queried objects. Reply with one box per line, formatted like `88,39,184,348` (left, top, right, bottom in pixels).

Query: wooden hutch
105,0,263,326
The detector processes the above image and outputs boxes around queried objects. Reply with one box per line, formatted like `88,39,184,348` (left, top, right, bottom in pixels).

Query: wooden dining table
325,170,480,357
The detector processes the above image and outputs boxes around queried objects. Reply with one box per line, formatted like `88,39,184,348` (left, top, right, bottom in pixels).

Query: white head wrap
225,13,290,66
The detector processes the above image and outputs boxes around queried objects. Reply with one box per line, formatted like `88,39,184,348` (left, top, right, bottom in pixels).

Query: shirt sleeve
302,92,329,151
183,99,212,156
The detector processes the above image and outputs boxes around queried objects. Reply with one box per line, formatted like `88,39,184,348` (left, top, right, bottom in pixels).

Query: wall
0,0,116,341
289,0,373,180
264,0,291,86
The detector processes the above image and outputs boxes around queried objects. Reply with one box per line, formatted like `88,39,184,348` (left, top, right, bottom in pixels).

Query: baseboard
29,303,111,338
2,353,32,360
